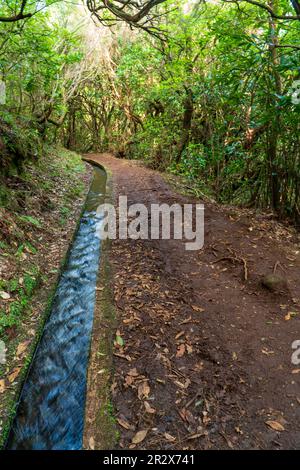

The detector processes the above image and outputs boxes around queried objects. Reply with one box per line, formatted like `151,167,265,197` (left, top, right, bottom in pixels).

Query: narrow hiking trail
87,153,300,450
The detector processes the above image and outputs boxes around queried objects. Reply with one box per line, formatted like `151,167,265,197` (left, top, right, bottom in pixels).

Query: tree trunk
176,88,193,163
66,103,76,150
267,1,282,212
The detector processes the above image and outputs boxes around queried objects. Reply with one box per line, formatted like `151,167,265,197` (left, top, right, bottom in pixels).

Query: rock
261,274,288,293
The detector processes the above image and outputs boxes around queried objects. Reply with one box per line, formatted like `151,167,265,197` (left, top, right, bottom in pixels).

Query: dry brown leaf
89,436,95,450
265,420,285,432
124,375,134,387
138,381,150,399
0,379,5,394
144,401,156,414
202,411,211,425
262,348,274,356
292,369,300,374
285,313,291,321
131,429,148,444
176,344,186,358
192,305,205,312
164,432,176,442
16,341,30,357
123,317,135,324
174,378,191,389
117,417,134,430
113,352,132,361
175,331,185,340
187,432,207,440
180,316,192,325
127,368,139,377
8,367,21,383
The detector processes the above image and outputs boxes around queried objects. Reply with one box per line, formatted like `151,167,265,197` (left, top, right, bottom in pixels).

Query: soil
86,153,300,450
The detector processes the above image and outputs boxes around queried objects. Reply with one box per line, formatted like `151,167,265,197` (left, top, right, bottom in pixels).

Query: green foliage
18,215,42,228
0,2,86,172
0,269,39,336
1,0,299,221
81,1,299,221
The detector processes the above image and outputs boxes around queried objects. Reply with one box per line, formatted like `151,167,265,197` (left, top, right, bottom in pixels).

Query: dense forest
1,0,299,220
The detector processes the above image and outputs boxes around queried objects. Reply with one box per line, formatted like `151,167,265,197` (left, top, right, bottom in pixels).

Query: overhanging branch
0,0,32,23
223,0,300,20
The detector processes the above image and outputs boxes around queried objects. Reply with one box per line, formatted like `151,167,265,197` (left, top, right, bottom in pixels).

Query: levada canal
7,164,106,450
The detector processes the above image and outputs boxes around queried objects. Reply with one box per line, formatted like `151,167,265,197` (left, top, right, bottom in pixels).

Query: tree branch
0,0,33,23
223,0,300,20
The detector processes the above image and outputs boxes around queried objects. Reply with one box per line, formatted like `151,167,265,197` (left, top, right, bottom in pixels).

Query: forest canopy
0,0,300,220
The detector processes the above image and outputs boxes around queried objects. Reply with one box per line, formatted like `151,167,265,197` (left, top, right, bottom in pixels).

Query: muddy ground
89,153,300,450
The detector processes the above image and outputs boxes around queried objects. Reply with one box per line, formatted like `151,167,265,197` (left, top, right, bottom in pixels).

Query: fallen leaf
114,352,131,361
164,432,176,442
144,401,156,414
0,291,10,300
131,429,148,444
187,432,207,440
123,317,135,324
191,305,205,313
0,379,5,393
117,417,134,430
262,348,274,356
124,375,134,387
180,316,192,325
174,378,191,389
176,344,186,358
265,420,285,432
115,333,124,347
16,341,30,357
89,436,95,450
292,369,300,374
202,411,211,425
8,367,21,383
285,313,291,321
175,331,185,340
138,381,150,399
156,378,165,384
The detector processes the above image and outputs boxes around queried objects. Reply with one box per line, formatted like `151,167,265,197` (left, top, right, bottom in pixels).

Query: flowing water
7,165,106,450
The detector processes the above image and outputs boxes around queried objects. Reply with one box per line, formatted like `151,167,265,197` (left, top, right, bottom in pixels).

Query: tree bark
176,87,193,163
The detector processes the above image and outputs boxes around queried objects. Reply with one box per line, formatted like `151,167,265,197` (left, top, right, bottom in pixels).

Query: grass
18,215,42,228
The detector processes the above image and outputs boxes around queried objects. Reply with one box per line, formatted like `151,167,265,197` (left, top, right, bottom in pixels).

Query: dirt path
87,153,300,450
